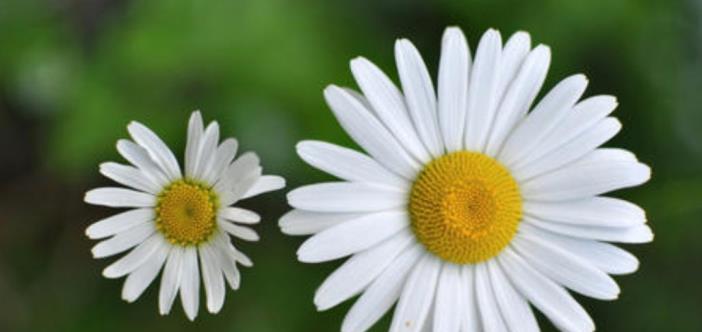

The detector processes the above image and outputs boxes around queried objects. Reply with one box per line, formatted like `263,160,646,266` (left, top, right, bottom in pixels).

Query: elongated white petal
219,166,261,206
91,222,155,258
519,223,640,274
390,254,440,332
487,260,539,332
204,138,238,185
219,220,259,241
215,152,259,194
296,140,408,189
179,247,200,321
85,187,155,208
103,233,165,278
460,266,481,332
121,242,169,302
159,247,184,315
219,207,260,224
185,111,204,177
521,157,650,201
199,245,225,313
525,216,653,243
524,196,646,228
324,85,420,178
514,95,618,167
315,230,414,310
297,210,409,262
438,27,470,152
86,208,153,239
465,29,502,152
279,210,363,235
512,234,620,300
499,74,588,166
241,175,286,199
193,122,220,180
497,248,595,332
432,263,462,332
128,121,182,180
351,57,430,162
514,117,622,181
474,263,508,332
287,182,406,213
100,162,160,194
213,234,242,290
495,31,531,101
116,139,170,187
342,245,423,332
395,39,443,157
485,45,551,156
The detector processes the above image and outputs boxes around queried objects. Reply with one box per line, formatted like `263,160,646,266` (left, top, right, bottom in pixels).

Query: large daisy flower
85,111,285,320
281,27,651,331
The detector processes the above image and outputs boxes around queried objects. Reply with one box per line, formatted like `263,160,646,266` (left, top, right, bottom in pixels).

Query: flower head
282,27,651,332
85,111,285,320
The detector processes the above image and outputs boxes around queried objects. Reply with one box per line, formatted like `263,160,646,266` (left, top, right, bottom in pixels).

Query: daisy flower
281,27,651,332
85,111,285,320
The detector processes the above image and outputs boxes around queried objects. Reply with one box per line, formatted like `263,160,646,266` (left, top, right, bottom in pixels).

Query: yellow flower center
409,151,522,264
155,179,219,246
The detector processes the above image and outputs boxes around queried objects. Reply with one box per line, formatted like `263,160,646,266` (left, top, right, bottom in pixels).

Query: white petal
524,196,646,228
296,140,408,189
499,74,588,166
314,229,414,310
100,162,161,194
297,210,409,263
464,29,503,152
521,156,650,201
525,216,653,243
116,139,170,187
474,263,508,332
204,138,238,185
159,247,184,315
513,95,618,168
84,187,155,208
519,223,640,275
460,265,481,332
432,264,462,332
121,242,169,302
438,27,471,152
342,244,423,332
395,38,443,157
351,57,430,162
287,182,406,213
512,117,622,181
219,207,260,224
86,208,153,240
279,210,363,235
219,220,259,241
497,248,595,332
179,247,200,321
103,233,165,278
512,234,620,300
487,260,539,332
485,45,551,156
215,152,260,194
324,85,420,178
212,234,241,289
199,245,225,313
495,31,531,102
127,121,182,180
390,254,440,332
219,165,261,206
185,111,204,178
91,222,155,258
193,122,220,180
241,175,286,199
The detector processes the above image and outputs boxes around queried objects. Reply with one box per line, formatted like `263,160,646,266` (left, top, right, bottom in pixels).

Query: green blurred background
1,0,701,331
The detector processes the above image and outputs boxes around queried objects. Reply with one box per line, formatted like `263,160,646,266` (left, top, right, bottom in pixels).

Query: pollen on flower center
155,179,219,246
409,151,522,264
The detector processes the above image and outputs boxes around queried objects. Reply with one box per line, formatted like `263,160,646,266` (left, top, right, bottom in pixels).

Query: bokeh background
1,0,701,331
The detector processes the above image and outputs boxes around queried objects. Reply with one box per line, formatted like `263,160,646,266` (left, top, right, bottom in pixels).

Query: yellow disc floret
155,179,219,246
409,151,522,264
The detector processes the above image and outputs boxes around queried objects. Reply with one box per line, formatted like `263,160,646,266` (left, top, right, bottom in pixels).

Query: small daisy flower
281,27,651,332
85,111,285,320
